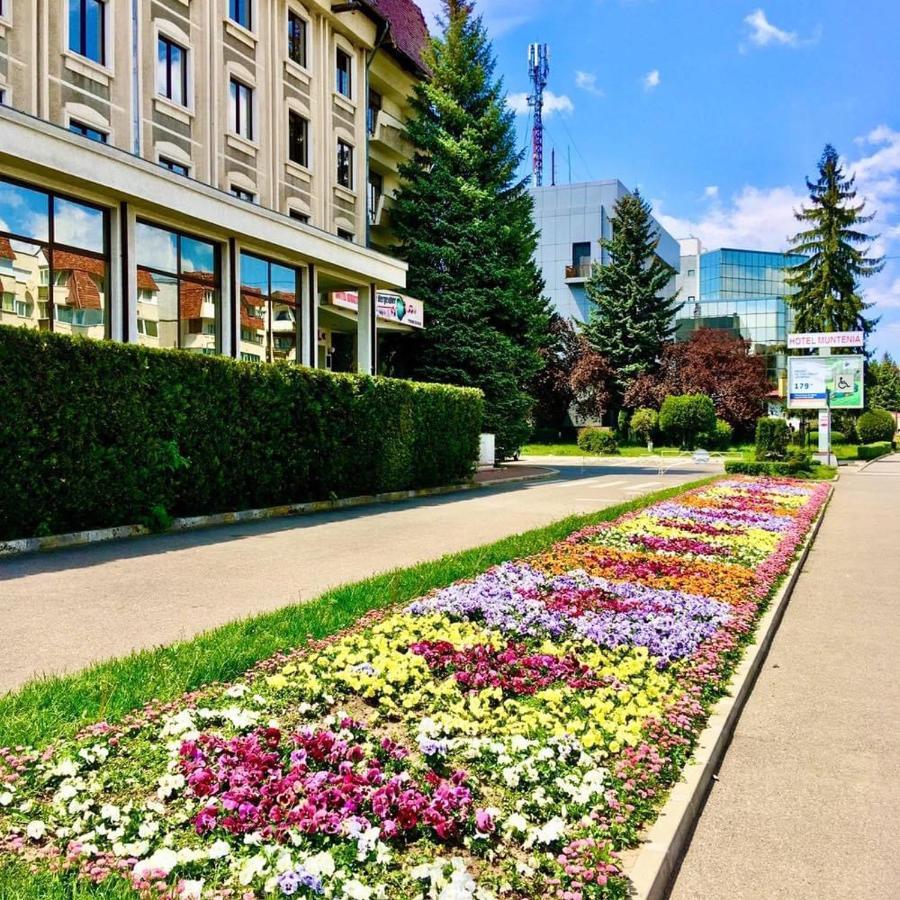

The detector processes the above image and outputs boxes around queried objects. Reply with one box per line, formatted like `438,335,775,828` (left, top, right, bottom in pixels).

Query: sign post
787,333,864,467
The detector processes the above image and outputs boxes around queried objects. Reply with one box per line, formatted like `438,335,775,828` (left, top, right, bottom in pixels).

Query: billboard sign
329,291,425,329
787,356,864,409
787,331,864,350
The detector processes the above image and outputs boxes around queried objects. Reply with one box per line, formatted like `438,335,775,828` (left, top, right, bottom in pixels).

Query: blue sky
417,0,900,357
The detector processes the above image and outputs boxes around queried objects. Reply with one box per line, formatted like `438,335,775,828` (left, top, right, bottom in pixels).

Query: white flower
138,820,160,839
502,813,529,834
50,759,79,779
133,847,178,877
343,880,373,899
160,709,196,738
180,881,204,900
100,803,121,822
224,684,247,698
221,706,259,730
303,850,336,878
156,773,185,800
238,853,267,886
243,831,263,846
26,820,46,841
55,783,79,803
0,791,13,807
534,816,567,846
207,840,231,860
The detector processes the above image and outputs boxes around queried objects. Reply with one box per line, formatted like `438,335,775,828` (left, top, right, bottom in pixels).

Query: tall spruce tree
786,144,883,336
582,190,680,410
390,0,549,457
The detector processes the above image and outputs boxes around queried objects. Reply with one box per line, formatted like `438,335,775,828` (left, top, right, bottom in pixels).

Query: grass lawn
0,480,719,753
522,442,753,459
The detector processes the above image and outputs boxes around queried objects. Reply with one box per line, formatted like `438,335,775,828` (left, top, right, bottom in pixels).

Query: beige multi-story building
0,0,428,371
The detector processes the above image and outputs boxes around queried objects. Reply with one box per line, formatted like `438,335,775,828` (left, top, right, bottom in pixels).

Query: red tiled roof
367,0,429,73
240,288,265,330
0,236,16,261
180,272,216,319
270,290,298,308
51,250,105,311
137,269,159,292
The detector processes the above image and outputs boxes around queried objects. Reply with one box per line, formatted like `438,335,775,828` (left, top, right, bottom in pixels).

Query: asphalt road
0,455,721,692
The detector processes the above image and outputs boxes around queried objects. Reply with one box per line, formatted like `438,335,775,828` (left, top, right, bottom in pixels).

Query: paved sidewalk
0,457,717,692
671,455,900,900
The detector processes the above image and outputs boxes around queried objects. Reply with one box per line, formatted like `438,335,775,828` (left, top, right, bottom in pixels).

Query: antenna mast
527,43,550,187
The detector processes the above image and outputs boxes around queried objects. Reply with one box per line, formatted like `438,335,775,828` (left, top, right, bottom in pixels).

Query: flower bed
0,478,829,899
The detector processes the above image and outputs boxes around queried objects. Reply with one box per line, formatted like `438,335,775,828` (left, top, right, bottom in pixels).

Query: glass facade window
337,140,353,189
0,176,108,339
157,36,188,107
336,49,352,98
160,157,189,176
287,11,307,67
229,0,251,30
367,89,382,136
69,0,105,65
368,171,383,225
288,112,309,167
70,120,107,143
136,221,219,353
239,253,302,363
230,78,253,140
231,186,255,203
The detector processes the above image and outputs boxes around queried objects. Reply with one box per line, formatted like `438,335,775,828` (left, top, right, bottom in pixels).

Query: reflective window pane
53,197,104,253
136,222,178,273
51,248,107,338
0,179,50,241
180,277,218,354
181,235,215,277
137,268,177,349
0,239,48,331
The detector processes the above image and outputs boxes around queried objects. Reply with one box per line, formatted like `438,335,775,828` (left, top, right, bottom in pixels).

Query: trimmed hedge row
725,460,813,477
0,326,483,541
857,442,893,461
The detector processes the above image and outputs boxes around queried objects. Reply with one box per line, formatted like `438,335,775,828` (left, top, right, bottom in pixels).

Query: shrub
857,408,896,444
805,429,847,446
856,442,892,461
616,409,630,439
725,457,816,477
0,326,483,541
700,418,734,450
755,417,790,461
658,394,717,449
577,427,620,455
630,408,658,446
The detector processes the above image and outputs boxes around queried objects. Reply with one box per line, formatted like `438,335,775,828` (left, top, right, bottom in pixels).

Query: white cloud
643,69,661,91
743,8,798,47
704,185,720,199
507,91,574,117
416,0,542,36
575,71,605,97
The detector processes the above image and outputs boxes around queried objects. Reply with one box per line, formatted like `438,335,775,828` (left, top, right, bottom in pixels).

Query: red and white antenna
527,44,550,187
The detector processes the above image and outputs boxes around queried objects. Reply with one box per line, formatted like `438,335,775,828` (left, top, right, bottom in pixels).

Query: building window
336,48,352,98
571,241,591,277
68,0,105,65
687,268,695,277
368,171,383,226
160,157,189,177
0,89,6,106
240,253,302,363
157,36,188,107
289,210,310,224
136,221,219,353
367,89,382,135
337,229,354,242
288,112,309,167
337,140,353,190
231,186,255,203
0,175,109,339
69,120,108,143
287,11,307,67
229,78,253,140
228,0,251,30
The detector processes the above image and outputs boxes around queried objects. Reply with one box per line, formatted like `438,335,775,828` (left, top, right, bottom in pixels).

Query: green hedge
857,408,896,444
0,326,483,541
725,459,812,477
857,442,893,461
755,416,789,461
577,427,620,455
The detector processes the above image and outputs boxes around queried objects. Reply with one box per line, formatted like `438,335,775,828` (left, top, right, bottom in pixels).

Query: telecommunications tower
527,43,550,187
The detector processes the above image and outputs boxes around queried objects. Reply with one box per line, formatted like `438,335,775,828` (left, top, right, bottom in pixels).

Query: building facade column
302,263,318,368
356,282,377,375
223,238,236,358
119,202,137,343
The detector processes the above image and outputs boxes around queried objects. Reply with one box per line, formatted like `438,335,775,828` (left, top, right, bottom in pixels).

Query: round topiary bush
577,427,620,455
857,407,896,444
659,394,717,449
630,408,659,446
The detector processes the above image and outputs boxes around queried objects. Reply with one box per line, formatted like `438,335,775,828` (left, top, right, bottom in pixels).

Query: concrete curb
622,485,834,900
0,468,556,559
857,450,896,472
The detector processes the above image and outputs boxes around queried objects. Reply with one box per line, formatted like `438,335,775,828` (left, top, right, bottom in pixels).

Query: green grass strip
0,479,717,752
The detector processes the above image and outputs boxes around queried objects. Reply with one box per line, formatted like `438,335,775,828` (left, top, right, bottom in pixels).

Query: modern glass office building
675,248,804,388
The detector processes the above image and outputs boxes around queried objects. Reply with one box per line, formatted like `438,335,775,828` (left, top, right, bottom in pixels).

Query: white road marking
563,478,627,491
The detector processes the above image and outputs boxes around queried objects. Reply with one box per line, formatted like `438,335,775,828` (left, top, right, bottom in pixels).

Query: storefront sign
787,331,864,350
787,356,864,409
329,291,424,328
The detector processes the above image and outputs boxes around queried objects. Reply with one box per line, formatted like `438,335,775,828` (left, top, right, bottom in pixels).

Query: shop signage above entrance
330,291,425,329
787,331,864,350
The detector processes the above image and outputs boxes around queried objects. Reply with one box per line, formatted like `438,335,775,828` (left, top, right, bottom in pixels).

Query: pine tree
786,144,883,336
582,190,680,410
390,0,549,458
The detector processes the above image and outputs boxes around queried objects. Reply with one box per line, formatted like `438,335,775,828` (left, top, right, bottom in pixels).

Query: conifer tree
390,0,549,457
786,144,883,336
582,190,680,410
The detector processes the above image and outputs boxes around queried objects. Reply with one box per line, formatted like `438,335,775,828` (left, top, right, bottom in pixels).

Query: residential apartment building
674,246,804,390
0,0,428,371
531,180,680,322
